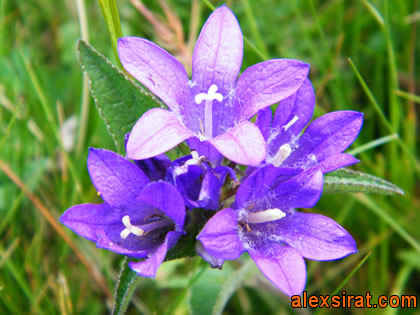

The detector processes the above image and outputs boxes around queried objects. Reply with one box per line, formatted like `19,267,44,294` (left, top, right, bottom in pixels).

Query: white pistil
194,84,223,138
247,208,286,224
120,215,144,239
184,151,200,166
283,115,299,131
270,143,292,167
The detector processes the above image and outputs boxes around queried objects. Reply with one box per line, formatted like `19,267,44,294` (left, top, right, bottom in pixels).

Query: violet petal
126,108,194,160
272,167,323,209
235,59,309,120
249,245,306,297
192,5,243,95
274,211,357,260
236,165,319,210
129,231,182,277
286,111,363,165
60,203,109,242
87,148,149,207
255,107,273,141
209,121,266,166
118,37,189,111
316,153,359,173
267,78,315,154
137,181,186,229
197,208,244,260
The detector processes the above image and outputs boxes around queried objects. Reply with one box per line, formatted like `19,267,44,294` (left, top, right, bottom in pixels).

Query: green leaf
189,264,233,315
77,40,164,154
112,258,140,315
323,169,404,195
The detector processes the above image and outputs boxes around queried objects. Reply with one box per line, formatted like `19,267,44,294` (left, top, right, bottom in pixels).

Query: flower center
120,215,144,239
269,143,292,167
194,84,223,138
247,208,286,224
283,115,299,131
120,215,173,239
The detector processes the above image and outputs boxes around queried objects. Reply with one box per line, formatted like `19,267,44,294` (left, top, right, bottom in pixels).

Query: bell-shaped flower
255,78,363,173
60,148,186,278
197,165,357,296
167,151,235,210
118,5,309,166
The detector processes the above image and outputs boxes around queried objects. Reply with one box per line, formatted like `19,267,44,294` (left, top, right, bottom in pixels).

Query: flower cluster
61,5,362,296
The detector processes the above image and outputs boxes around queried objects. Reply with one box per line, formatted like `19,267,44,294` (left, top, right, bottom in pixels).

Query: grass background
0,0,419,313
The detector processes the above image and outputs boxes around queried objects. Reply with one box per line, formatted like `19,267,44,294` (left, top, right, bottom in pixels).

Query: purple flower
118,5,310,166
60,148,186,278
197,165,357,296
167,151,235,210
255,79,363,173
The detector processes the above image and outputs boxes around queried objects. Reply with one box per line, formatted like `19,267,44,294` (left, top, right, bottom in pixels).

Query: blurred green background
0,0,419,313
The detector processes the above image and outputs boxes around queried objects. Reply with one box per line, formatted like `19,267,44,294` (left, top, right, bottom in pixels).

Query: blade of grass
17,47,83,195
385,265,414,315
361,0,384,28
164,258,207,315
348,58,420,172
241,0,269,58
0,242,41,313
330,250,372,297
384,0,401,182
0,159,112,300
202,0,268,60
354,194,420,253
313,251,372,315
98,0,123,67
347,133,398,156
75,0,90,156
396,90,420,104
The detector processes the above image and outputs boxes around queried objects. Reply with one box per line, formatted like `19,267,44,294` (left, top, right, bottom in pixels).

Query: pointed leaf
112,258,140,315
323,169,404,195
78,40,164,153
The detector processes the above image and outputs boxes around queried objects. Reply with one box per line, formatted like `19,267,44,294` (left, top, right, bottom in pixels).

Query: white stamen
247,208,286,224
194,84,223,104
194,84,223,138
283,115,299,131
120,215,144,239
270,143,292,167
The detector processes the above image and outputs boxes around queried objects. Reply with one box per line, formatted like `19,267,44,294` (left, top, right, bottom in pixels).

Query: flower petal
209,121,266,166
134,154,171,181
88,148,149,207
93,200,165,258
255,107,273,141
187,138,223,166
95,229,149,259
236,165,322,210
192,5,243,94
137,181,186,229
196,241,224,269
60,203,109,242
197,208,244,260
118,37,189,111
129,231,182,278
274,211,357,260
126,108,194,160
249,245,306,297
267,78,315,155
286,111,363,165
272,167,323,209
316,153,359,173
235,59,310,120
